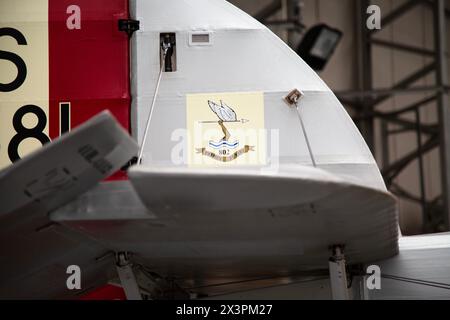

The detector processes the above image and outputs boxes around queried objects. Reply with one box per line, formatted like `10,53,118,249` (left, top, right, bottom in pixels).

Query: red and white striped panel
0,0,130,180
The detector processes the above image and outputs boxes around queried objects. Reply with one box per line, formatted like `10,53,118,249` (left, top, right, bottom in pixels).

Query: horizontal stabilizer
0,111,138,217
128,165,344,212
125,165,399,266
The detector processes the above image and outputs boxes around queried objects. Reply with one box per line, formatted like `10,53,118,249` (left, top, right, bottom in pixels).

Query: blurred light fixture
296,24,343,72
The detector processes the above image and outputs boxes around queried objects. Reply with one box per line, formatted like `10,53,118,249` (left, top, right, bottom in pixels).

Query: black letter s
0,27,27,92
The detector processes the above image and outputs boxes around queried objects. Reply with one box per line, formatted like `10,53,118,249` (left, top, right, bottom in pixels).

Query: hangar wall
229,0,449,235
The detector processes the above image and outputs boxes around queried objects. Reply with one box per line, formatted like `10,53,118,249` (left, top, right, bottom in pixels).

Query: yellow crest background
186,91,266,166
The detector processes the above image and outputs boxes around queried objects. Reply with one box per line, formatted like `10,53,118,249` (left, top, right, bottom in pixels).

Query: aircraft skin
0,0,448,299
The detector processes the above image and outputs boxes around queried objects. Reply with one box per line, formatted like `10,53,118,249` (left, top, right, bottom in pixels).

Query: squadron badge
187,92,266,166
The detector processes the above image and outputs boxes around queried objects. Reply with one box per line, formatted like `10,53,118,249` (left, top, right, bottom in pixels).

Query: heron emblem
195,99,254,162
208,100,237,142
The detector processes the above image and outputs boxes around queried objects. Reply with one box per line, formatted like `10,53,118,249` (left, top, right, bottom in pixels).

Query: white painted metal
53,164,398,284
0,111,137,298
129,165,344,212
0,0,406,299
116,254,142,300
328,247,349,300
130,0,386,192
0,111,138,217
116,266,142,300
370,232,450,300
359,276,370,300
203,278,332,300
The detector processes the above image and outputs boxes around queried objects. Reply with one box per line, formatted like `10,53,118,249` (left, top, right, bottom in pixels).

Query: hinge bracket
118,19,140,37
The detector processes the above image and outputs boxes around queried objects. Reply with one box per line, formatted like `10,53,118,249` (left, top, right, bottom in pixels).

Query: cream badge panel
187,91,266,166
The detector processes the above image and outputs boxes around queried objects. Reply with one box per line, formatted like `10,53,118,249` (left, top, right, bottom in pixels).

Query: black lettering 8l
8,105,50,162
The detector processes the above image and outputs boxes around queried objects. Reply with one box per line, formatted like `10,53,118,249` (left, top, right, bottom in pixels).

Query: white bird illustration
208,100,237,122
207,100,238,141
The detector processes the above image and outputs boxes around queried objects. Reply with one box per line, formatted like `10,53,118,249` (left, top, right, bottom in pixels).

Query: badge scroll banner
187,92,266,166
196,145,255,163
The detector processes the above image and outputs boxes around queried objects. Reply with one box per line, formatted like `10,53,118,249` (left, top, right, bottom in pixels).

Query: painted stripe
48,0,131,180
48,0,130,141
0,0,49,170
0,0,131,175
59,101,70,135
